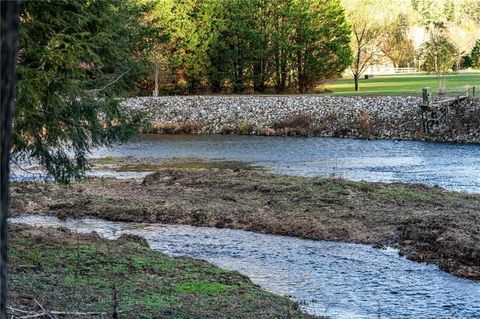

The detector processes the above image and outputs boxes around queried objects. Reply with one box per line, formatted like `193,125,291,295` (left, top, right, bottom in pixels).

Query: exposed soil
10,160,480,280
8,224,315,318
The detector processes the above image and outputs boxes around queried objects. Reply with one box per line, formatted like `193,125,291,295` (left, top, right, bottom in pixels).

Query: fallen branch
7,306,107,318
50,311,107,316
18,313,47,319
7,306,31,314
33,299,56,319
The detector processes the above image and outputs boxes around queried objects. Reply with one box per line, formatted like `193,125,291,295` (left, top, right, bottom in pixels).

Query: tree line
150,0,352,95
149,0,480,94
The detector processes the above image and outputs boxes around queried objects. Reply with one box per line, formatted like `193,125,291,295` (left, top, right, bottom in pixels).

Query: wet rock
400,239,415,247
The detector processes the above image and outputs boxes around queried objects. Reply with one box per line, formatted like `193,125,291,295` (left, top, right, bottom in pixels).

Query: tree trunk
1,1,20,317
297,50,303,93
279,50,287,92
234,65,244,93
354,74,359,91
275,50,281,92
253,59,266,93
153,65,159,97
438,76,446,95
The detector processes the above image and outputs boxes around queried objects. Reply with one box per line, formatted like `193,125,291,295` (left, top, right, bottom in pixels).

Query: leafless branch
94,67,133,92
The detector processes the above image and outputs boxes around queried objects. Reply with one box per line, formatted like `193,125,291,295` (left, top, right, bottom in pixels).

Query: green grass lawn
321,72,480,96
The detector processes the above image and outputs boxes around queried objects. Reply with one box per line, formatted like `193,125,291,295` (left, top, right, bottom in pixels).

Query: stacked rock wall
123,95,480,143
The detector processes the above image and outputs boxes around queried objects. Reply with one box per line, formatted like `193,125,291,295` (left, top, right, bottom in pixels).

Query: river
11,135,480,318
10,215,480,319
90,134,480,193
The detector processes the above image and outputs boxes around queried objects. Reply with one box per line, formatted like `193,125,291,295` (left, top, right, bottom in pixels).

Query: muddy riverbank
10,160,480,280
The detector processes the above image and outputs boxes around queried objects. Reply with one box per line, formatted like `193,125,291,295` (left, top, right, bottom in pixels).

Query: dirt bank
8,224,314,318
10,161,480,280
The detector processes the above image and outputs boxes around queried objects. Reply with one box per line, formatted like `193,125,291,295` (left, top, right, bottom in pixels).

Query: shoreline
11,159,480,281
137,131,480,146
125,95,480,144
8,224,315,318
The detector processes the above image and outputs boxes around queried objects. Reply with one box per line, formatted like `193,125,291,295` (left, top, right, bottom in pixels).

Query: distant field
322,72,480,96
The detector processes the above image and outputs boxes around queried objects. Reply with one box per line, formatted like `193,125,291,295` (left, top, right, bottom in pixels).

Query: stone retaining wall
124,95,480,143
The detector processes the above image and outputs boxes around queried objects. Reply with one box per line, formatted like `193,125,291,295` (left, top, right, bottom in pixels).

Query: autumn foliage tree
379,14,416,68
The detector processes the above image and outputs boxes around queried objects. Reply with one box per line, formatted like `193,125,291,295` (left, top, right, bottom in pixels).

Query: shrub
182,121,204,134
237,123,254,135
272,114,312,130
358,109,371,138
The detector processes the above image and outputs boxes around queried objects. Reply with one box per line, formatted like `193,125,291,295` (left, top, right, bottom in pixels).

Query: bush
237,123,255,135
272,114,312,130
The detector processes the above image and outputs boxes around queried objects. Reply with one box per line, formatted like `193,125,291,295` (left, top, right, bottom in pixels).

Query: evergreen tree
152,0,352,94
209,0,265,93
266,0,293,92
14,0,155,182
154,0,220,93
295,0,352,93
470,39,480,69
252,0,271,92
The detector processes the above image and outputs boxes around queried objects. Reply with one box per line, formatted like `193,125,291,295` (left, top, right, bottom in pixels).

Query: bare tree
347,1,383,91
379,14,416,68
1,1,20,317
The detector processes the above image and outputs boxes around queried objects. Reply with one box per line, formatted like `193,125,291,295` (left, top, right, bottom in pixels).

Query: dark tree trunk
1,1,20,316
235,64,244,93
153,65,159,97
274,50,281,92
252,60,266,93
297,50,303,93
279,50,287,92
354,74,359,91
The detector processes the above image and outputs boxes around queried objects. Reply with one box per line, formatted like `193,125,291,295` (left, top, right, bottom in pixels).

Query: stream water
90,134,480,193
11,135,480,317
10,215,480,319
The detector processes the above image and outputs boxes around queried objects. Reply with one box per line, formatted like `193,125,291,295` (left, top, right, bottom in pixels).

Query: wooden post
1,1,20,317
422,87,431,105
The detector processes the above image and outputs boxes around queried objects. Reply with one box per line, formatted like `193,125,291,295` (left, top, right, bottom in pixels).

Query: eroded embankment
124,95,480,143
10,161,480,280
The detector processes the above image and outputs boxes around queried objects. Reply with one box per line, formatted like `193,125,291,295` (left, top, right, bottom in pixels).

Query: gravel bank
125,95,480,143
